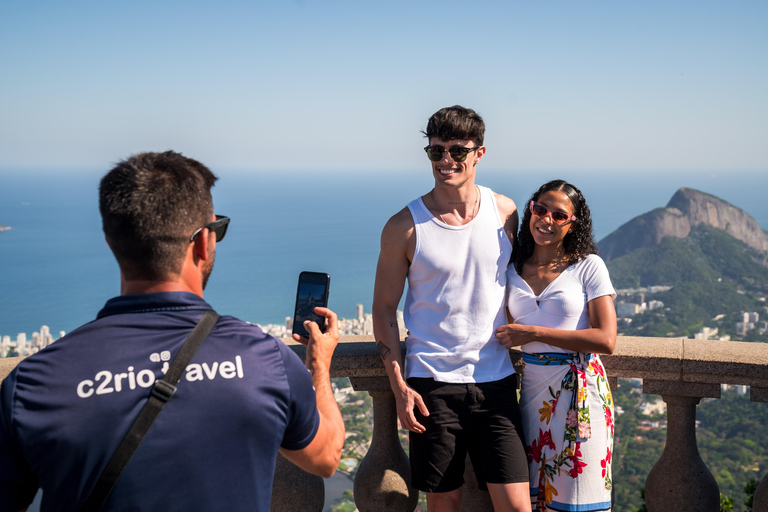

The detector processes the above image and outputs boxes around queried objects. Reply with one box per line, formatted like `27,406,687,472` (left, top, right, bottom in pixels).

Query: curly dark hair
512,179,598,274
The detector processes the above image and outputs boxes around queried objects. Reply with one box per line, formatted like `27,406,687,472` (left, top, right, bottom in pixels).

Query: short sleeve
0,369,39,512
582,255,616,302
278,344,321,450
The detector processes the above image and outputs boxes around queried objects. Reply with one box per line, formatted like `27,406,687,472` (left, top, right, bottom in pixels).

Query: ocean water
1,168,767,339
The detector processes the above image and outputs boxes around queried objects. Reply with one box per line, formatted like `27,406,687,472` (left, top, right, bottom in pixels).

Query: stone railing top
3,336,768,389
279,335,768,389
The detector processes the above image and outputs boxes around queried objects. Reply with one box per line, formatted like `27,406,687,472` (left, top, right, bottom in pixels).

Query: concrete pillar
643,380,720,512
270,452,324,512
351,377,418,512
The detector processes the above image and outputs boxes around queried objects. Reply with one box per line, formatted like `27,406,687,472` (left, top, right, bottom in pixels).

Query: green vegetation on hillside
608,225,768,289
607,225,768,338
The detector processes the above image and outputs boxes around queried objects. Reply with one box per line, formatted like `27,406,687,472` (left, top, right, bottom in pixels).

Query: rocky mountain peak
598,188,768,261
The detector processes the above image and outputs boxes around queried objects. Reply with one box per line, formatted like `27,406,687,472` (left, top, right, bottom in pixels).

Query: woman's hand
496,323,537,349
496,295,617,354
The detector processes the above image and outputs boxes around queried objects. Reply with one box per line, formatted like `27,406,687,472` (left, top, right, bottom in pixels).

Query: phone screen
292,272,330,337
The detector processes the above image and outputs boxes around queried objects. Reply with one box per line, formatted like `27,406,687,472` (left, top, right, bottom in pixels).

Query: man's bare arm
494,192,518,246
372,208,428,433
280,308,345,478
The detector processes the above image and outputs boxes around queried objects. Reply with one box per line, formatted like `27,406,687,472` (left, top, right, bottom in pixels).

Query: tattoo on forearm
389,321,397,328
377,340,391,360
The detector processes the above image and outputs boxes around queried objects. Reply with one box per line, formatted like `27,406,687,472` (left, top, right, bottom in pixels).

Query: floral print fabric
520,352,614,511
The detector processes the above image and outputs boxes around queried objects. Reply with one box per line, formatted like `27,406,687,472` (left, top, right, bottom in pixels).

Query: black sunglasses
424,145,480,163
189,215,230,243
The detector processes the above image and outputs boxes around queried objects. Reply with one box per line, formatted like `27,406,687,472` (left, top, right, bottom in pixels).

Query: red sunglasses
529,201,577,225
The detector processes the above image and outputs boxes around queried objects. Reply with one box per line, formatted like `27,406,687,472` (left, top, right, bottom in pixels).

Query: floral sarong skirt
520,352,614,512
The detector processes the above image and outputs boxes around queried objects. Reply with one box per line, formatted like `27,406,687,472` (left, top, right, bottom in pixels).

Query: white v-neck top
506,254,616,355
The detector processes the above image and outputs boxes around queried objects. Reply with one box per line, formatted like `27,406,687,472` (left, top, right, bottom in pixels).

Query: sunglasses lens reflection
448,148,470,162
426,147,444,161
531,204,547,217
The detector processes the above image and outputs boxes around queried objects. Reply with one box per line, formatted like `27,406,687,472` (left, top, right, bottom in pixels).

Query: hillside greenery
605,222,767,510
606,225,768,338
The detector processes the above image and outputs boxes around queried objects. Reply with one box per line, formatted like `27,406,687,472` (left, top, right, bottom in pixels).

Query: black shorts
407,374,529,493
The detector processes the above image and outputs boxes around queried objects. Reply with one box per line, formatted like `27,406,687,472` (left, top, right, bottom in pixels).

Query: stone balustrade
3,335,768,511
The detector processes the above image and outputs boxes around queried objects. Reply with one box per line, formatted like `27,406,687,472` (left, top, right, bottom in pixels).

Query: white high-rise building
356,304,364,321
17,333,27,351
363,313,374,335
40,325,53,348
742,312,759,323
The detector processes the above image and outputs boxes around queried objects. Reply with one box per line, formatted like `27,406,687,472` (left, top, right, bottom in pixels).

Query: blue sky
1,0,766,173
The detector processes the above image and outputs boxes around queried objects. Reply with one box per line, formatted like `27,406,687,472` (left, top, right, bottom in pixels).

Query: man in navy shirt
0,151,345,511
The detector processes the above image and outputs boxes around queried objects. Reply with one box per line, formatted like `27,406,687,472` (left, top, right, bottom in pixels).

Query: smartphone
291,271,331,337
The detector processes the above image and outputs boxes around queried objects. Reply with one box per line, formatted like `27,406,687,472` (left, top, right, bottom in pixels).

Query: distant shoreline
0,225,10,231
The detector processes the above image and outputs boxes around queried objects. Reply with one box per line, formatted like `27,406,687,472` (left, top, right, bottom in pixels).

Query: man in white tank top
373,106,531,512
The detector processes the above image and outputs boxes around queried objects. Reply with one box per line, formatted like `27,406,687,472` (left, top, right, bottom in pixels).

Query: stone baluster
642,380,720,512
749,387,768,511
350,376,419,512
270,453,325,511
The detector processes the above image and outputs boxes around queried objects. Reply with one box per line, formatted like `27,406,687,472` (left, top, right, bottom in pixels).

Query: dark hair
422,105,485,146
99,151,218,281
512,179,598,274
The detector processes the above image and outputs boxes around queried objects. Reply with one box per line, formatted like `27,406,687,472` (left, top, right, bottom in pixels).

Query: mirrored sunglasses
424,145,480,163
529,201,577,225
189,215,230,243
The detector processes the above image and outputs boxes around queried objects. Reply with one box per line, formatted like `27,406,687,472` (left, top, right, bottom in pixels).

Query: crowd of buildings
1,305,406,358
258,304,407,339
615,285,768,341
692,310,768,341
2,325,64,358
614,286,671,319
7,295,768,358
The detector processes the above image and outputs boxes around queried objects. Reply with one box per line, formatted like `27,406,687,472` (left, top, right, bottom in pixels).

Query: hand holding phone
291,271,331,338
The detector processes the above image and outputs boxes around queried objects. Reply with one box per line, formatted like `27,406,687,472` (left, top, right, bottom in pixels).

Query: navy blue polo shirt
0,292,320,512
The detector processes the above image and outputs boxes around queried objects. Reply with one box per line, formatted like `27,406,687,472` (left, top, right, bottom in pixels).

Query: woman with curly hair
496,179,617,512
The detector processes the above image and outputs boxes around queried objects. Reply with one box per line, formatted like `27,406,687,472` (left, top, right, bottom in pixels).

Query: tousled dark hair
422,105,485,146
512,179,598,274
99,151,218,281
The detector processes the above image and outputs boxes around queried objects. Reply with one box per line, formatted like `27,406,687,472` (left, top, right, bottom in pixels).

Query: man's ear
192,229,210,261
473,145,486,165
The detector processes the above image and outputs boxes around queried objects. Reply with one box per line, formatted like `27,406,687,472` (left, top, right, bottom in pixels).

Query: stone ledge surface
3,336,768,389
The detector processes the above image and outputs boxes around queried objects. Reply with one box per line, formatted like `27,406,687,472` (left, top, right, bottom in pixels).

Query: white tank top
404,185,515,383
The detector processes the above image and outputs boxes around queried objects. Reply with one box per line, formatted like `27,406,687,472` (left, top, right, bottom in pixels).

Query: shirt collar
97,292,213,319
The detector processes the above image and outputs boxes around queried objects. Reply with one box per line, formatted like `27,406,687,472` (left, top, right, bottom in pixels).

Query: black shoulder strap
80,309,220,512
